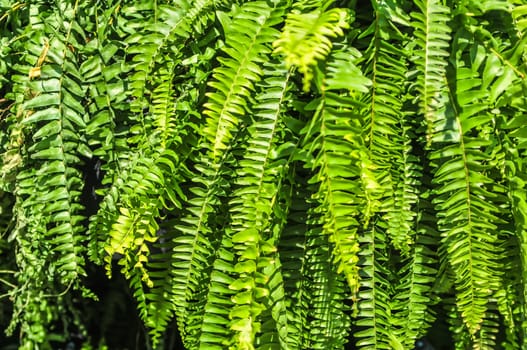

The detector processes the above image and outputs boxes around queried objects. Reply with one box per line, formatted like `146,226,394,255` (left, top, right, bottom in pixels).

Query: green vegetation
1,0,526,349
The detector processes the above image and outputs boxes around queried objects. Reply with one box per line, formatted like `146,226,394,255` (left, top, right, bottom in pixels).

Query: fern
277,180,312,349
361,0,416,254
431,37,507,335
227,61,291,348
124,0,217,138
303,224,351,349
355,223,395,350
273,2,350,91
203,1,281,159
411,0,451,144
393,180,439,348
167,3,291,348
84,0,222,344
2,0,527,348
300,50,371,302
83,0,133,264
2,1,91,347
500,28,527,348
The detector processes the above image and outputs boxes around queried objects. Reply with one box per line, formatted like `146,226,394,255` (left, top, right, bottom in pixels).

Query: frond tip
273,6,350,91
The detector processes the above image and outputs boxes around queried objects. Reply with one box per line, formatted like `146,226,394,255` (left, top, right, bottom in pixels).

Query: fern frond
125,0,215,116
355,223,395,349
17,31,88,285
283,171,352,349
99,58,182,281
169,154,232,350
411,0,451,144
445,297,473,349
383,128,421,253
501,49,527,347
83,1,132,264
174,4,289,347
504,151,527,348
431,57,507,334
273,5,350,91
280,163,359,350
101,151,183,344
228,62,291,349
2,2,92,346
192,234,236,350
301,50,372,300
203,1,281,160
495,251,522,349
303,225,351,349
472,302,500,350
361,0,416,253
277,180,311,349
393,187,439,347
480,35,527,348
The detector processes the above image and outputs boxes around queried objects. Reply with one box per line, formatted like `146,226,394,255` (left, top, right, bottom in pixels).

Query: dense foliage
1,0,527,349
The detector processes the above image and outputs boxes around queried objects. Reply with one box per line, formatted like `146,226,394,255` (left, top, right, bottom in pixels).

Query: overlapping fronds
353,2,426,346
276,182,311,349
498,11,527,345
82,0,222,344
303,223,351,349
355,223,396,350
169,2,291,348
2,0,527,348
83,0,135,264
0,1,91,347
227,62,291,349
124,0,216,116
203,1,283,159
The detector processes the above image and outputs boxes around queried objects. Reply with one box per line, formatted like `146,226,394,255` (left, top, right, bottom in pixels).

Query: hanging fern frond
504,130,527,348
277,177,311,349
273,3,350,91
303,223,351,349
280,172,352,350
411,0,451,144
124,0,216,117
393,180,440,348
228,61,291,349
2,2,92,346
99,151,183,344
83,2,132,264
431,39,507,335
189,233,236,350
355,223,396,350
203,1,282,160
500,33,527,347
300,50,372,301
444,296,473,349
361,0,416,254
173,3,290,348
